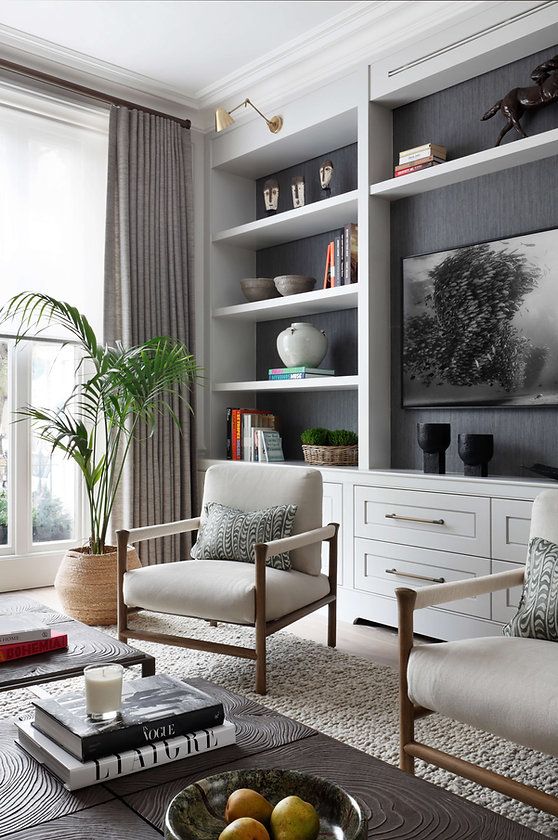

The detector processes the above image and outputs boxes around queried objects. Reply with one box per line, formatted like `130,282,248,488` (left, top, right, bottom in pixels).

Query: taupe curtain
104,105,196,565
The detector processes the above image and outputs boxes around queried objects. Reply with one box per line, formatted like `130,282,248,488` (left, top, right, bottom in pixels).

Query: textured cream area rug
1,613,557,838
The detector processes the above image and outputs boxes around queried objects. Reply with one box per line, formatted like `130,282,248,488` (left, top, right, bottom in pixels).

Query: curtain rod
0,58,191,129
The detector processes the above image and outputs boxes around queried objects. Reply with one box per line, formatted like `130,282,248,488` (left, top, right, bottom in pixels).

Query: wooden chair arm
120,517,201,544
400,567,525,612
257,523,336,560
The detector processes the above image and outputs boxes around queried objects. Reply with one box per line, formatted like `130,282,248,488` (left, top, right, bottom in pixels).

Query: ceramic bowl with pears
164,767,367,840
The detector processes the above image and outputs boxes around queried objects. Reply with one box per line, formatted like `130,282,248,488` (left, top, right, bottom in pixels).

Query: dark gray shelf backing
256,309,357,378
255,392,358,461
256,228,353,284
393,46,558,165
255,143,357,220
391,158,558,473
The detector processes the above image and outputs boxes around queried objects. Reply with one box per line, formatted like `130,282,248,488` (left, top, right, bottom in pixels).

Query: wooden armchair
396,489,558,817
116,463,338,694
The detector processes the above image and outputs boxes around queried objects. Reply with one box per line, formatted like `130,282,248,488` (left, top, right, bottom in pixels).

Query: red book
394,161,440,178
0,631,68,662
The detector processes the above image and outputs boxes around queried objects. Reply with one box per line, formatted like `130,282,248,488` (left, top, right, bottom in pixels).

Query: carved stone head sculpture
319,159,334,191
291,175,305,208
263,178,279,213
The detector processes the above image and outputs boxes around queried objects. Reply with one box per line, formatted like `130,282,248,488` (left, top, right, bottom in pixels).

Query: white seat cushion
408,636,558,756
123,560,330,625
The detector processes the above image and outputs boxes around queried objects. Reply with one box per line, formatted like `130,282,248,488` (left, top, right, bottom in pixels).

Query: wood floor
21,585,403,669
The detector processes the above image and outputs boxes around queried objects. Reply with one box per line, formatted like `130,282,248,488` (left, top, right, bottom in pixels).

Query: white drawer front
492,498,532,563
322,482,343,586
354,538,491,618
354,486,490,557
492,559,525,623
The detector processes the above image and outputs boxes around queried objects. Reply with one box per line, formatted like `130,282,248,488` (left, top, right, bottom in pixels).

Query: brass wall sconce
214,98,283,134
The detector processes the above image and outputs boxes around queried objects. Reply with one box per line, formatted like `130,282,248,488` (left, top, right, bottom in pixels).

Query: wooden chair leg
327,599,337,648
116,529,129,643
255,544,267,695
208,620,218,627
397,587,417,774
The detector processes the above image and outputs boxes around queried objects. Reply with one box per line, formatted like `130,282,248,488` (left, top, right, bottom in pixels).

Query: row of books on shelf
226,408,285,462
323,223,358,288
394,142,447,177
0,614,68,662
15,674,236,790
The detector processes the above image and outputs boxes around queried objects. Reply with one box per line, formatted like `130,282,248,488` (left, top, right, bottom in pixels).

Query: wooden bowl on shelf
274,275,316,295
240,278,280,302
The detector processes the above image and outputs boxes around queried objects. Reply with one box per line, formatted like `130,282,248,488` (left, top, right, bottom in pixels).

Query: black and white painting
402,228,558,407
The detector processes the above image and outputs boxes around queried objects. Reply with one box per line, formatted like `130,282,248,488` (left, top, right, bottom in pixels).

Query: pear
219,817,270,840
270,795,320,840
225,789,274,826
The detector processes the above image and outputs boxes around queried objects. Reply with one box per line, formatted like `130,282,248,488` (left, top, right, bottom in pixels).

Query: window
0,79,109,588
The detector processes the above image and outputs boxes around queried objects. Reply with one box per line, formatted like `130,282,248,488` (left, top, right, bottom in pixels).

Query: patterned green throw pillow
191,502,298,571
503,536,558,641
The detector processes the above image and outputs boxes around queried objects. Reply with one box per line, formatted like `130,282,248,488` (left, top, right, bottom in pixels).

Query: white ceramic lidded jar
276,322,328,368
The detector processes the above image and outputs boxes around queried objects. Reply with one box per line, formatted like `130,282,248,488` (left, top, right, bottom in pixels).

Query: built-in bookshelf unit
207,76,365,464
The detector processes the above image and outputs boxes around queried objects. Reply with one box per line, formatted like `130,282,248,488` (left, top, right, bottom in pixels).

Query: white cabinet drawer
492,559,525,623
492,498,532,563
354,486,490,557
322,482,343,586
354,538,491,618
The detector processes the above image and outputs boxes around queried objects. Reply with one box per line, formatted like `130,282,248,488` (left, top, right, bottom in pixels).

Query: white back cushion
201,464,323,575
530,489,558,544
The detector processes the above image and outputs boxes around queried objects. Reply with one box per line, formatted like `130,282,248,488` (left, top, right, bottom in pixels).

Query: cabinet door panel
354,538,491,618
322,482,343,586
492,559,525,623
491,498,531,563
354,486,490,556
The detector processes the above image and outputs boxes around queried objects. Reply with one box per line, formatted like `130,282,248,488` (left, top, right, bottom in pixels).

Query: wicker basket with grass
300,427,358,467
302,443,358,466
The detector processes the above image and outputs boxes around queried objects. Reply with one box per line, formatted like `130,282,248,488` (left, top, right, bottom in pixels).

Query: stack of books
226,408,284,462
268,367,334,380
0,615,68,662
323,223,358,287
394,143,447,177
15,674,236,790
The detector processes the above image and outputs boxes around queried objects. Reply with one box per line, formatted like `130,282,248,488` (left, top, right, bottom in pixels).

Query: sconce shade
215,107,235,132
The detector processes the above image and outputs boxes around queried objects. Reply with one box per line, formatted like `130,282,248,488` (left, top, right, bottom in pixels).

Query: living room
0,0,557,837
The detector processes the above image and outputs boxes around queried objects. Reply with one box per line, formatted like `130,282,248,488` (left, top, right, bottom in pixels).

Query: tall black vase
458,434,494,477
417,423,451,474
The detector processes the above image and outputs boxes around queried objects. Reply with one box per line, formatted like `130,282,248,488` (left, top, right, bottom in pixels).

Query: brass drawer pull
385,513,445,526
385,567,446,584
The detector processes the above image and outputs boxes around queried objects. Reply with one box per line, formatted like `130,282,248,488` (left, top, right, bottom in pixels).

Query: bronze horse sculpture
482,55,558,146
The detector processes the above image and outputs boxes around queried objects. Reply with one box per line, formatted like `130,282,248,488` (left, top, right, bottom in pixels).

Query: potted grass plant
2,293,199,625
301,427,358,466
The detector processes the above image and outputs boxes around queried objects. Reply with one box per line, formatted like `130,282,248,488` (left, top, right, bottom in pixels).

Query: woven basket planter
302,444,358,467
54,545,141,626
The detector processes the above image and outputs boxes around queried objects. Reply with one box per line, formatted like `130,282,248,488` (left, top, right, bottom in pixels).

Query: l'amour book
16,717,236,791
0,615,52,645
0,631,67,662
32,675,224,761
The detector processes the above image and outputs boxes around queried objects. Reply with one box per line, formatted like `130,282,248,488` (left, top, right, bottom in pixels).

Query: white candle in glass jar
84,663,124,720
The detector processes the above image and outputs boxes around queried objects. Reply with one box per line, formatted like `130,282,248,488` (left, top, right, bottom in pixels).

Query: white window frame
0,337,86,591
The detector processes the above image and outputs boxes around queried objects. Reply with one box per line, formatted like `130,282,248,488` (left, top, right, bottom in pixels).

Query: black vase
417,423,451,474
458,434,494,477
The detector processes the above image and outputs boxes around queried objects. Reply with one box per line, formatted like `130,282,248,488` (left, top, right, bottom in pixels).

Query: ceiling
0,0,359,98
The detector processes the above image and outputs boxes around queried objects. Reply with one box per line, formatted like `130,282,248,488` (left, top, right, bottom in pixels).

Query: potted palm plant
2,292,199,625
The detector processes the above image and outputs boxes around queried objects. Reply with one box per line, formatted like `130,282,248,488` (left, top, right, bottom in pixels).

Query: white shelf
370,128,558,200
213,190,358,249
213,284,358,322
213,375,358,393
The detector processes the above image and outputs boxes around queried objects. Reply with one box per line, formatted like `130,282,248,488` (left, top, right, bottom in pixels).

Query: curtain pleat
104,105,196,565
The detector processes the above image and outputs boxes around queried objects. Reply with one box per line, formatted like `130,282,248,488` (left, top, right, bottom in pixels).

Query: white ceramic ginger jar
276,322,328,368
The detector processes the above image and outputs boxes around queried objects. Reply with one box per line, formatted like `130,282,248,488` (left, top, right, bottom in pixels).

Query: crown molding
0,21,200,117
0,0,550,134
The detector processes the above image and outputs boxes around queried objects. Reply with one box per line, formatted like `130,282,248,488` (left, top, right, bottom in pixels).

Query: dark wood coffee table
0,593,154,692
0,677,544,838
